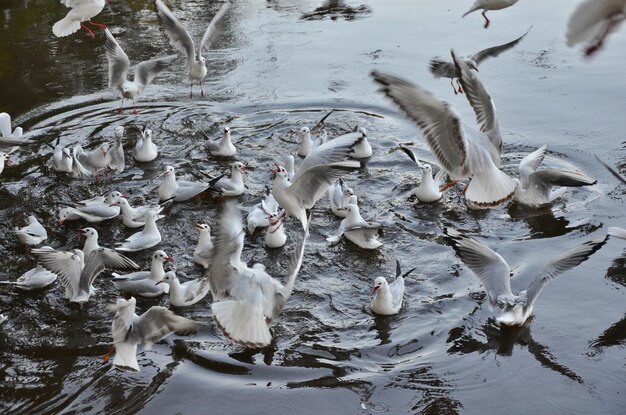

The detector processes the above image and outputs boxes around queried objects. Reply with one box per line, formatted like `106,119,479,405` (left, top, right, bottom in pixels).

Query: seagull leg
190,82,193,99
88,20,108,30
80,23,95,39
132,99,138,115
440,180,460,192
94,168,100,182
200,80,204,97
118,98,125,113
585,15,623,57
102,345,115,363
482,11,490,29
450,78,458,95
455,79,464,94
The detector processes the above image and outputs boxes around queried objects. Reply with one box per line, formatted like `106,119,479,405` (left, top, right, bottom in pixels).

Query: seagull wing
104,28,131,91
79,248,139,295
155,0,196,64
288,161,361,210
198,0,232,57
135,306,198,347
518,145,547,188
471,26,532,65
0,113,12,138
134,55,176,91
31,247,82,299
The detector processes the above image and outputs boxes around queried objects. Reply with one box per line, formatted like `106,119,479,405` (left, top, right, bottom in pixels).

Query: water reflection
301,0,372,21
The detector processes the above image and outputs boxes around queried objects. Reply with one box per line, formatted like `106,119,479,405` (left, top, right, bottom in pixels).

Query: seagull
284,154,296,179
104,28,176,114
108,297,199,372
15,215,48,245
112,250,173,297
0,112,32,147
513,145,597,207
134,126,158,162
32,246,138,303
371,51,517,209
109,126,125,173
52,0,107,39
272,131,365,230
52,138,91,177
265,210,287,249
327,202,384,249
79,227,101,256
246,191,279,234
155,0,231,98
595,157,626,240
566,0,626,57
0,265,57,291
209,201,309,348
58,191,122,224
371,261,416,316
328,178,354,217
445,228,607,325
204,126,236,157
399,145,452,203
58,207,114,224
109,197,164,229
296,111,334,157
158,165,223,202
158,271,211,307
74,142,111,180
608,227,626,240
462,0,520,29
115,210,162,252
0,152,9,175
213,161,248,196
429,26,532,94
193,223,213,268
349,126,373,158
0,314,6,325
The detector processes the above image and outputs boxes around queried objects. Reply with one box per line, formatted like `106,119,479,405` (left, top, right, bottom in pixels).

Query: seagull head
466,59,479,72
157,271,177,285
297,127,310,138
195,223,210,233
79,228,98,238
101,143,110,156
163,165,175,177
420,163,433,175
372,277,388,294
62,148,71,159
154,250,173,263
272,164,288,178
232,161,248,174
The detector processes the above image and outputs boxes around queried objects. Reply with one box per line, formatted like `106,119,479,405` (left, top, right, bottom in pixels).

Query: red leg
450,78,458,95
482,11,490,29
117,97,125,113
132,99,138,115
95,168,100,182
88,20,108,29
104,166,109,177
80,22,95,39
190,82,193,99
456,79,464,94
102,345,115,362
200,80,204,97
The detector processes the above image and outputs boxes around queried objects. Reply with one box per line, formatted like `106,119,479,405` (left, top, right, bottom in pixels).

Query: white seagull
204,126,236,157
134,126,158,162
0,112,32,147
53,0,107,38
349,126,373,158
429,26,532,94
328,178,355,217
399,145,451,203
372,51,517,210
79,227,101,256
155,0,232,98
513,145,596,207
371,261,416,316
566,0,626,57
0,152,10,175
58,191,122,224
52,138,91,177
445,228,607,325
265,210,287,249
209,201,309,347
213,161,248,196
158,165,222,202
115,210,162,252
112,250,173,297
74,142,111,180
104,28,175,114
193,223,213,268
109,126,125,173
32,246,138,303
0,265,58,291
246,191,279,234
15,215,48,245
108,297,199,372
110,196,164,229
272,131,365,230
158,271,211,307
327,202,384,250
462,0,520,29
296,111,334,157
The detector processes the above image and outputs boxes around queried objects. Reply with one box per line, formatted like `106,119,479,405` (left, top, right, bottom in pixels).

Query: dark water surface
1,1,625,414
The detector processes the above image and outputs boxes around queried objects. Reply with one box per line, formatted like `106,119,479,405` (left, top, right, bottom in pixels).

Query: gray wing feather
528,169,596,190
208,200,244,299
155,0,196,64
135,306,198,346
518,145,547,188
471,26,532,65
198,0,232,57
104,29,131,90
80,248,139,294
134,55,176,91
31,247,82,298
287,161,360,209
525,236,607,307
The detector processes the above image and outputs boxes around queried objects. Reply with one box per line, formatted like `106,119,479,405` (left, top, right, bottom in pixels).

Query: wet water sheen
1,1,625,414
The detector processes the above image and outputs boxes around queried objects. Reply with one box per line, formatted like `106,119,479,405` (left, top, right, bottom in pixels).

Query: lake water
0,0,624,414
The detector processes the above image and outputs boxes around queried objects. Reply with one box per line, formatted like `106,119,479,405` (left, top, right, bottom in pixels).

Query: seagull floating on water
158,165,223,202
247,191,279,234
371,261,416,316
155,0,232,98
209,201,309,347
74,142,111,180
115,210,162,252
52,138,91,177
399,145,452,203
445,228,607,325
53,0,107,39
429,26,532,94
104,28,175,114
272,131,365,230
566,0,626,57
15,215,48,245
265,210,287,249
109,297,199,371
327,202,384,249
58,191,121,224
159,271,211,307
372,51,517,210
329,178,354,217
0,265,57,291
110,196,164,229
112,250,173,297
213,161,248,196
296,111,333,157
33,246,138,303
513,145,596,207
204,126,236,157
462,0,520,29
193,223,213,268
134,126,158,162
0,112,32,147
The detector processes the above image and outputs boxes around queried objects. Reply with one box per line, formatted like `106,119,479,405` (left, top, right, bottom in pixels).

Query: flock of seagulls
0,0,624,374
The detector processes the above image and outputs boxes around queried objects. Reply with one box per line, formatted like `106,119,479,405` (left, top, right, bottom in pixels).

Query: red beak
4,159,11,167
272,163,281,173
58,220,65,225
121,195,128,199
165,257,173,262
156,280,164,285
371,286,379,294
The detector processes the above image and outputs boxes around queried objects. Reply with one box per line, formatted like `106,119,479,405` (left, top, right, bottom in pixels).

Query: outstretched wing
79,248,139,294
155,0,196,64
198,0,232,57
104,28,131,90
472,26,532,65
518,145,547,188
134,55,176,91
135,306,199,347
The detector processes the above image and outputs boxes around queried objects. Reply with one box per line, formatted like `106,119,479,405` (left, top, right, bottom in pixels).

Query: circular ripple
541,321,584,338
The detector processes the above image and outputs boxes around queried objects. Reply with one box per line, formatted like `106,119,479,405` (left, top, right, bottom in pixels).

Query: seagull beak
195,223,204,231
156,280,165,285
165,257,173,262
371,286,379,294
78,229,87,235
4,158,12,167
272,163,281,173
58,219,65,225
120,195,128,199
